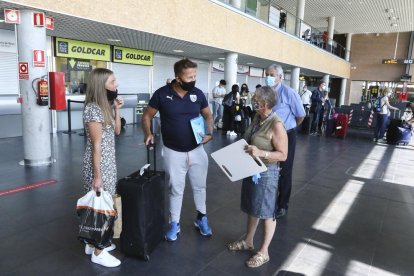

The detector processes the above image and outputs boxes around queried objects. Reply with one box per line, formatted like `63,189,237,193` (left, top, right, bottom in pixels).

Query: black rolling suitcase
387,111,402,145
301,115,311,135
117,145,165,261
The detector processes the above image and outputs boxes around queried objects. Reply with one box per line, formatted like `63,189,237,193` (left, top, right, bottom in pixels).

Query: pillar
339,78,347,106
327,16,335,49
345,33,353,61
295,0,305,37
17,10,51,166
224,53,238,92
291,67,300,92
323,75,330,91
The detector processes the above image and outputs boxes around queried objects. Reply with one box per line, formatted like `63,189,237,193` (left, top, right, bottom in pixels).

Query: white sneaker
85,243,116,255
377,138,387,143
91,250,121,267
229,131,237,136
226,130,231,135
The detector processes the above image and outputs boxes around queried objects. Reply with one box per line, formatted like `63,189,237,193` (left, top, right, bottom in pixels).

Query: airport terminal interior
1,0,414,275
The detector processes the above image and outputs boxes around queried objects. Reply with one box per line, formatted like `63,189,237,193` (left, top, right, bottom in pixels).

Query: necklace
259,111,273,125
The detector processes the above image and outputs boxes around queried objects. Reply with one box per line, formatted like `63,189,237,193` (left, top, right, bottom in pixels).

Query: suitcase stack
117,145,165,261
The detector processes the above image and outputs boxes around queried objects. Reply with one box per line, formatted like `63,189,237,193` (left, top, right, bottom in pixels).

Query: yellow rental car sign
55,38,111,61
113,46,153,66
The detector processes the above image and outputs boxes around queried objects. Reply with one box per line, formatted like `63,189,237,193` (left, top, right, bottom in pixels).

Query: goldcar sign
55,38,111,61
113,46,153,66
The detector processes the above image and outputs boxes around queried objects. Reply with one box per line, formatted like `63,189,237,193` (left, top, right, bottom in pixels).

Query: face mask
252,100,262,111
265,76,276,86
179,80,196,91
106,89,118,102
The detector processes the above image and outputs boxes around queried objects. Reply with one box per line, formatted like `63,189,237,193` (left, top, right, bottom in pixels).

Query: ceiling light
173,49,184,53
0,19,5,22
385,8,394,13
389,16,396,20
218,57,225,60
391,23,398,27
107,38,121,42
246,62,254,65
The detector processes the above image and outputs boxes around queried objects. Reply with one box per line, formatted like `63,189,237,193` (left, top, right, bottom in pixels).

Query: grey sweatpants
163,145,208,223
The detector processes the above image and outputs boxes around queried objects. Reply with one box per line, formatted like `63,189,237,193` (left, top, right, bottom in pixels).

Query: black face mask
106,89,118,102
179,80,196,92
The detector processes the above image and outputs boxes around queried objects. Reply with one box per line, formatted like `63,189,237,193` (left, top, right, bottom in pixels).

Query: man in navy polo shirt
142,58,214,241
265,64,305,219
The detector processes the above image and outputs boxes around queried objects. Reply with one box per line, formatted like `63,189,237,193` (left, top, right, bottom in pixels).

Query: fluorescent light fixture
218,57,225,60
246,62,254,65
173,49,184,53
107,38,121,42
391,23,398,27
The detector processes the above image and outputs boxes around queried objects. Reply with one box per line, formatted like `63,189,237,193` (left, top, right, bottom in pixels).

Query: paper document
211,139,267,182
190,115,205,144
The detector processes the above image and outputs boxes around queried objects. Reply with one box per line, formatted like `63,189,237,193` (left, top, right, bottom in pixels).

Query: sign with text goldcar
55,37,111,61
112,46,153,66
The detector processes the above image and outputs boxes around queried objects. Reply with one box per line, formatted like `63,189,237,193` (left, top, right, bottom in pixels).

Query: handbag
77,190,116,249
112,194,122,239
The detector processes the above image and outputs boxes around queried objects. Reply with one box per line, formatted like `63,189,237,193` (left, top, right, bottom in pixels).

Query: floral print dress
82,103,117,195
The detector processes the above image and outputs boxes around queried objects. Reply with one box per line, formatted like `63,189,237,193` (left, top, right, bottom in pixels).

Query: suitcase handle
146,143,157,174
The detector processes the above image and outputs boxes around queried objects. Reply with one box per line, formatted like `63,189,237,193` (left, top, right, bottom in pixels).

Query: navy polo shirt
149,84,208,152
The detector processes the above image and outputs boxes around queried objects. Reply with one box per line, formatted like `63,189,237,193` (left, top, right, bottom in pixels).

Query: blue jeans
211,101,223,124
374,113,388,140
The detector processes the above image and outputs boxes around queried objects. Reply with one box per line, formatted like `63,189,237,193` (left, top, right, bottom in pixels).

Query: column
323,75,330,91
17,10,52,166
291,67,300,92
256,0,269,22
327,16,335,51
345,33,353,61
339,78,347,106
224,53,238,92
295,0,305,37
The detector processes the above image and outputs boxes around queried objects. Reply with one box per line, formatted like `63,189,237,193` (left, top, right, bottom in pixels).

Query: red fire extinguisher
37,78,48,106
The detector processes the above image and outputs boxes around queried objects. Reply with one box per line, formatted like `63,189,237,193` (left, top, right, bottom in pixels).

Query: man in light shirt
211,79,226,129
299,84,312,115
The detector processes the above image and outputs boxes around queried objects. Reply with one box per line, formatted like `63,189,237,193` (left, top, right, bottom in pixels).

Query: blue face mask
265,76,276,86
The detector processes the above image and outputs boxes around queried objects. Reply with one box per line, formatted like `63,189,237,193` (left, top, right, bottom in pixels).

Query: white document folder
211,139,267,182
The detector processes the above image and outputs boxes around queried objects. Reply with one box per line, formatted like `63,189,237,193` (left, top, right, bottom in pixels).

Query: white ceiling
0,0,413,77
272,0,414,34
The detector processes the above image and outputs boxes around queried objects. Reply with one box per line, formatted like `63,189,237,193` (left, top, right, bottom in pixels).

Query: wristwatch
264,152,270,160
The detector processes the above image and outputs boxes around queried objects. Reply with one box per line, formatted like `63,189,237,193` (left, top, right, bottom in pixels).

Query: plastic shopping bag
76,190,116,249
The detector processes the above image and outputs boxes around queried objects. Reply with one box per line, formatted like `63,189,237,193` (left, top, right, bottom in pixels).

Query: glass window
55,57,107,94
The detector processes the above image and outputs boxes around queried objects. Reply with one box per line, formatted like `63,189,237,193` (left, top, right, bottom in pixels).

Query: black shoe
276,208,287,219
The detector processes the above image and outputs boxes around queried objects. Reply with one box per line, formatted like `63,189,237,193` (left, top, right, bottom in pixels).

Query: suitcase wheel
144,255,150,261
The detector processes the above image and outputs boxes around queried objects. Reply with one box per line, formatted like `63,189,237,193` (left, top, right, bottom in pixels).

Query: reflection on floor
1,125,413,275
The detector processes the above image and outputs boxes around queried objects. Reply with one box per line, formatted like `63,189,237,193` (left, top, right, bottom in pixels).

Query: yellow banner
55,38,111,61
113,46,153,66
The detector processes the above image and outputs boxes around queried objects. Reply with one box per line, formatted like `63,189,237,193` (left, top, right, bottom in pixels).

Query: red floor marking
0,180,58,197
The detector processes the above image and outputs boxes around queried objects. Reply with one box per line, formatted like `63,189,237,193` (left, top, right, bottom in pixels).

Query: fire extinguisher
37,78,49,106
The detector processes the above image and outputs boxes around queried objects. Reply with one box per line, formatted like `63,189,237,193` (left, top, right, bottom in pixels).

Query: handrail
62,99,84,134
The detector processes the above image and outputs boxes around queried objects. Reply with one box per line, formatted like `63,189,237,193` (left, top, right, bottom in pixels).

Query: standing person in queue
299,84,312,115
82,68,124,267
310,81,326,135
265,64,305,219
212,79,227,129
228,86,288,268
373,87,400,143
141,58,214,241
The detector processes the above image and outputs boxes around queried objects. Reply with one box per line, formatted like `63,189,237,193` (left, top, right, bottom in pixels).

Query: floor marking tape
0,180,57,197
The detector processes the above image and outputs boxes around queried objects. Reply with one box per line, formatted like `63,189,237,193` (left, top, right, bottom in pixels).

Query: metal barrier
63,99,84,134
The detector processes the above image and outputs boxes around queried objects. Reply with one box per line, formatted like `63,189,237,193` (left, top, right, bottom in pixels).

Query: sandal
245,252,270,268
228,240,254,251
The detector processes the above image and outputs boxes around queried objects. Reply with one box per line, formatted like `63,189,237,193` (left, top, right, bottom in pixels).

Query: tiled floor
1,125,414,276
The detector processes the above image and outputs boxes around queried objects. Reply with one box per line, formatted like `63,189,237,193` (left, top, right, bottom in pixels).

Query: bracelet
205,133,212,136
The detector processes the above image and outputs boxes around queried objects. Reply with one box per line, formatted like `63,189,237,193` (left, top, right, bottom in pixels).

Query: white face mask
265,76,276,86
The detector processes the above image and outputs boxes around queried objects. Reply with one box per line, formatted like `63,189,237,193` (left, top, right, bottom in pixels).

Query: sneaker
194,216,212,237
85,243,116,255
91,250,121,267
165,221,180,241
377,138,387,143
226,130,231,136
229,131,237,136
373,138,377,142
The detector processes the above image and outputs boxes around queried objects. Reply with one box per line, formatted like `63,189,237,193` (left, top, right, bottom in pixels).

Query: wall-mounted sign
212,61,225,72
113,46,153,66
249,67,264,77
33,49,46,67
19,62,29,80
45,16,54,30
55,37,111,61
67,59,91,71
4,9,21,24
237,65,249,75
382,59,414,64
33,12,45,27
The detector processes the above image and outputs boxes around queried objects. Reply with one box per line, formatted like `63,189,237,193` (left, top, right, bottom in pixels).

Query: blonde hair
84,68,114,126
380,87,392,97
